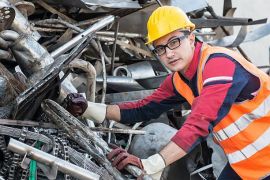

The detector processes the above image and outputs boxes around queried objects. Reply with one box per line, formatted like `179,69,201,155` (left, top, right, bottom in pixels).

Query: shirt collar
184,41,203,80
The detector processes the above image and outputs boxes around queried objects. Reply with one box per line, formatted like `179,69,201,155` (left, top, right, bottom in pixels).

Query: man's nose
165,47,174,58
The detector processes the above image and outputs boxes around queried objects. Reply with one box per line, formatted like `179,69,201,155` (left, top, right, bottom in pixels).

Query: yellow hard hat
146,6,195,44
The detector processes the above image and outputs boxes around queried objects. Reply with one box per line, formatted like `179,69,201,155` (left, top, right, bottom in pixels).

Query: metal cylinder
11,35,54,77
51,15,115,59
0,0,40,40
8,138,100,180
96,76,144,91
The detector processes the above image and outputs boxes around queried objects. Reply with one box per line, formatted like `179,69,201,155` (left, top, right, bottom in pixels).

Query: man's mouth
169,59,179,65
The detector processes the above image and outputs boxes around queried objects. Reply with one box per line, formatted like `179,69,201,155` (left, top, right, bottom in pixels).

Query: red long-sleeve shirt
118,42,260,152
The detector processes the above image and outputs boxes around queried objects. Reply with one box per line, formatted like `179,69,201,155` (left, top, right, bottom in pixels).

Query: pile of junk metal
0,0,269,179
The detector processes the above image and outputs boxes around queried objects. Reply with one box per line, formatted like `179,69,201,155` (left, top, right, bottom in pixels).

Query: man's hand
64,93,88,117
107,147,143,170
64,93,107,123
107,146,166,176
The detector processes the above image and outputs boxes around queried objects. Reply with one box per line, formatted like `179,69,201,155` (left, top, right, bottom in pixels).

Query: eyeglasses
153,35,187,56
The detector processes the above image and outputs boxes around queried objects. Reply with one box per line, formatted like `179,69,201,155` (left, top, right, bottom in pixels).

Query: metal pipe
97,40,106,104
155,0,163,6
7,138,100,180
96,31,144,38
111,19,119,75
69,59,96,102
96,76,144,91
51,15,115,59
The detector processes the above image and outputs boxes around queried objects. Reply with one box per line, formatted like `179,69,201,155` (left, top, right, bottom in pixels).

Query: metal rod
0,119,56,128
36,0,76,23
155,0,163,6
97,40,107,104
89,126,145,135
206,6,251,61
96,31,144,38
51,15,115,59
111,19,119,75
7,138,100,180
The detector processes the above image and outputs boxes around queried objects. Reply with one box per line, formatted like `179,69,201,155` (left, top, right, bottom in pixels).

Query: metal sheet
163,0,207,13
82,0,141,9
208,23,270,47
44,0,141,9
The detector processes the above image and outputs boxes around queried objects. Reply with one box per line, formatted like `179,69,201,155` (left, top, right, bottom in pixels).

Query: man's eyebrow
155,36,177,47
167,36,177,42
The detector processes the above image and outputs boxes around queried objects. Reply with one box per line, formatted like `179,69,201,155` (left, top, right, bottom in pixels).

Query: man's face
153,30,195,73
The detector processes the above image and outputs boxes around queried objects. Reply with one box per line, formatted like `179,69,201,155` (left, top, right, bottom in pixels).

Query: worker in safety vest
66,6,270,180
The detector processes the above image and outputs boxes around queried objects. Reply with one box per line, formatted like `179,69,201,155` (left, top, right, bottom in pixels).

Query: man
67,6,270,180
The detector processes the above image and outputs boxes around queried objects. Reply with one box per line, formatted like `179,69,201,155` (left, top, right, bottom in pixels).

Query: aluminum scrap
0,0,269,180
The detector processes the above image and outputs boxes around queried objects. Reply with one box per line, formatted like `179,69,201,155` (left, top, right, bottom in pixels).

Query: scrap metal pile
0,0,269,179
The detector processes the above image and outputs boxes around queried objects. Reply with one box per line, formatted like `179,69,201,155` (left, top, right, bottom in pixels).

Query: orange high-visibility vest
173,43,270,179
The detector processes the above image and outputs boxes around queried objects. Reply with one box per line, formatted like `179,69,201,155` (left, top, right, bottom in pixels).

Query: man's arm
106,104,121,122
79,73,185,124
159,141,187,166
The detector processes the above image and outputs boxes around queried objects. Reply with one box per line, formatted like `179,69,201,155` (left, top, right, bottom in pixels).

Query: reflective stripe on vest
227,127,270,164
213,95,270,142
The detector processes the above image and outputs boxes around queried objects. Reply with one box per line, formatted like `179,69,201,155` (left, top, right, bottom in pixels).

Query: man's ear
189,33,195,45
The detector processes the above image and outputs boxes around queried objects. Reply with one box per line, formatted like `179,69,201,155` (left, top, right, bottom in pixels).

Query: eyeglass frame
152,31,190,56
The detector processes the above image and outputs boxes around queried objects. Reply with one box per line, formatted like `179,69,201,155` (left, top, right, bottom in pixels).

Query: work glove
64,93,88,117
82,101,107,124
64,93,107,123
107,147,144,170
107,146,166,178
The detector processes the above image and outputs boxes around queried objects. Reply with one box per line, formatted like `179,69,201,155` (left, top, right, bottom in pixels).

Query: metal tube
69,59,96,102
97,40,107,104
111,19,119,74
96,31,144,38
8,138,100,180
51,15,115,59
